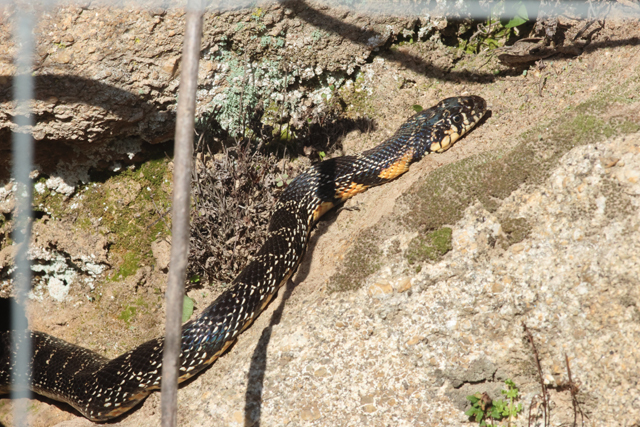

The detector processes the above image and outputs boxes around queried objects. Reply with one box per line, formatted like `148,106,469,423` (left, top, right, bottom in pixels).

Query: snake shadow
242,207,339,427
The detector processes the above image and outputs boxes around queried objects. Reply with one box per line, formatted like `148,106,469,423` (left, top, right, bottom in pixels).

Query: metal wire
10,8,35,427
0,0,634,19
160,0,203,425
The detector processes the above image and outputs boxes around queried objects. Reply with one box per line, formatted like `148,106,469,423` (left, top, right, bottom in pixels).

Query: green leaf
412,104,423,113
465,407,479,417
466,394,480,404
182,295,194,323
491,405,503,418
319,151,326,160
504,3,529,28
276,181,284,187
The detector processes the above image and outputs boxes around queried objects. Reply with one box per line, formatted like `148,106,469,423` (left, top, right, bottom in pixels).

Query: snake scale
0,96,487,421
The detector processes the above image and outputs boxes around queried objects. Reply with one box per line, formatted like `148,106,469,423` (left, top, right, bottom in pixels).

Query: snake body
0,96,487,421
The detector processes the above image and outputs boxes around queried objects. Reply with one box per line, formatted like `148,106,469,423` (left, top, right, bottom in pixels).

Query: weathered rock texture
0,1,421,181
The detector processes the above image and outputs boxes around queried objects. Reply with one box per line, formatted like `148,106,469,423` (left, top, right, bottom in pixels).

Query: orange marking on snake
312,201,335,222
335,182,369,201
378,148,414,180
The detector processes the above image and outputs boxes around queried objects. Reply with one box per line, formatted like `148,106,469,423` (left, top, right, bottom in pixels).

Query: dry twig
523,322,550,427
563,353,588,427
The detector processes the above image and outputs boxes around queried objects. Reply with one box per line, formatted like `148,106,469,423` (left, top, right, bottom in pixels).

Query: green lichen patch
406,227,453,265
76,157,172,278
339,73,375,119
111,251,140,281
499,217,530,245
329,232,382,293
117,296,150,327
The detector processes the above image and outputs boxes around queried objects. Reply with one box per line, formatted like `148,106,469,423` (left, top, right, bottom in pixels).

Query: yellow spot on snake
430,130,460,153
378,148,414,180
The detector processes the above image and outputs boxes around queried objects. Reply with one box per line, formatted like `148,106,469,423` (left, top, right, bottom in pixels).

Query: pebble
394,276,412,293
300,404,321,421
367,281,393,296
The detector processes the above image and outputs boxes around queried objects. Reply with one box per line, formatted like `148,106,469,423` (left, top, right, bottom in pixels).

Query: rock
367,281,393,296
0,2,418,181
394,276,412,293
151,238,171,272
47,277,69,302
300,404,321,421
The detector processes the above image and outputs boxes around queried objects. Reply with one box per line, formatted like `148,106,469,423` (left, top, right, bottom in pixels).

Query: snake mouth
464,96,488,126
469,95,487,112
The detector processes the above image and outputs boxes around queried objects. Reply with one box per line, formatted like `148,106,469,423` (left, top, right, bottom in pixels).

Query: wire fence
4,0,638,425
10,8,35,427
160,1,203,425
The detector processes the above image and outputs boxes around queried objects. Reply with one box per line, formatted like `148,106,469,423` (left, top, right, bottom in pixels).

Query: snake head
422,95,487,153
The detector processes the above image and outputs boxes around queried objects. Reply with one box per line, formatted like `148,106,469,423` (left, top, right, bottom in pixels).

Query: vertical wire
160,0,203,425
10,8,35,427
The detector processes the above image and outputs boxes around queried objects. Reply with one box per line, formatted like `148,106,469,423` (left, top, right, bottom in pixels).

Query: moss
117,304,137,326
500,217,530,245
139,157,170,189
339,73,375,118
28,157,171,286
619,120,640,134
406,227,453,265
32,178,67,220
78,158,172,279
111,251,140,281
117,296,149,326
329,232,381,293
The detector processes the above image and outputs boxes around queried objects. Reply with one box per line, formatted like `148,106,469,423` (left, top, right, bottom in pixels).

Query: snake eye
451,114,463,124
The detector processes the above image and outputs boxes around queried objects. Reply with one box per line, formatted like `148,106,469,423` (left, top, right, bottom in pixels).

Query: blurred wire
0,0,633,20
160,0,203,425
10,8,35,427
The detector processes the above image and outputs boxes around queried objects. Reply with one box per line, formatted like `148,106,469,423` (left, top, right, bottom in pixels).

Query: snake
0,96,487,421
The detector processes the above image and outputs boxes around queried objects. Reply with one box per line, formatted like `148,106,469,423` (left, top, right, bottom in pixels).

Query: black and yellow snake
0,96,487,421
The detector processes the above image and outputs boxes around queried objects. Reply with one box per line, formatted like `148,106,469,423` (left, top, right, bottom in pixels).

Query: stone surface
0,1,419,182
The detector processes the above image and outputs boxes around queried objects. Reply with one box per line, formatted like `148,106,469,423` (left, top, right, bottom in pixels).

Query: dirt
1,3,640,427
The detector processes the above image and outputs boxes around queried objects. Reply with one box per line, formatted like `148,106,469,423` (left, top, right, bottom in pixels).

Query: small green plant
318,151,327,160
412,104,423,113
275,173,293,187
182,295,194,323
465,379,523,426
459,1,529,54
